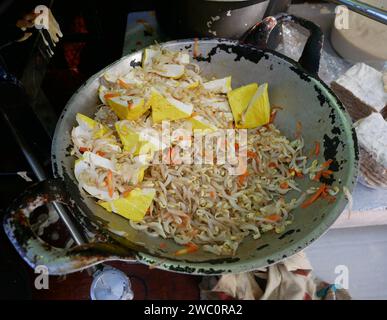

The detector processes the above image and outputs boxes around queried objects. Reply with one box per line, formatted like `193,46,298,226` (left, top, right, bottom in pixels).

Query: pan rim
51,38,359,274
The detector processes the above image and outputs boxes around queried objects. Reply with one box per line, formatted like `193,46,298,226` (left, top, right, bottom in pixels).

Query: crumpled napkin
199,252,351,300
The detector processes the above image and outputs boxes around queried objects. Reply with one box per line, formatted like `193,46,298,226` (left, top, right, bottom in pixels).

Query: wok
3,15,358,275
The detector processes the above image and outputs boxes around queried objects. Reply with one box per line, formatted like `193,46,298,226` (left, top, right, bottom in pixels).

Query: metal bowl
4,38,358,275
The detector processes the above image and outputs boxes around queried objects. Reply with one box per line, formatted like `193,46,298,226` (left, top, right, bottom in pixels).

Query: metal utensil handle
1,79,137,276
0,81,87,246
329,0,387,25
241,13,324,75
3,179,136,275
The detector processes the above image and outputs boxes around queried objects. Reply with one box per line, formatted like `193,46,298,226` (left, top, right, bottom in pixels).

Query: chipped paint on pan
46,38,360,275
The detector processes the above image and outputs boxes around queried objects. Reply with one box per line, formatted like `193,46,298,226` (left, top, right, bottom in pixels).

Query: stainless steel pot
3,15,358,275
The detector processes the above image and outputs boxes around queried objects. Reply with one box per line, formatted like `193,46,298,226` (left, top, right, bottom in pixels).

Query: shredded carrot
313,171,322,181
169,147,176,164
301,184,326,208
279,181,289,189
268,162,277,169
106,170,114,197
168,147,172,163
104,92,120,100
314,141,320,156
234,143,239,152
127,101,133,109
266,214,282,222
320,189,336,203
269,110,277,124
322,170,334,178
117,79,133,89
315,170,334,181
289,168,303,178
237,170,249,185
265,106,283,126
79,147,89,153
315,162,335,180
188,242,198,250
96,151,106,157
209,191,216,199
189,229,199,237
122,186,134,198
247,150,258,159
322,159,333,168
163,212,172,220
174,242,199,256
178,215,191,228
314,160,334,181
